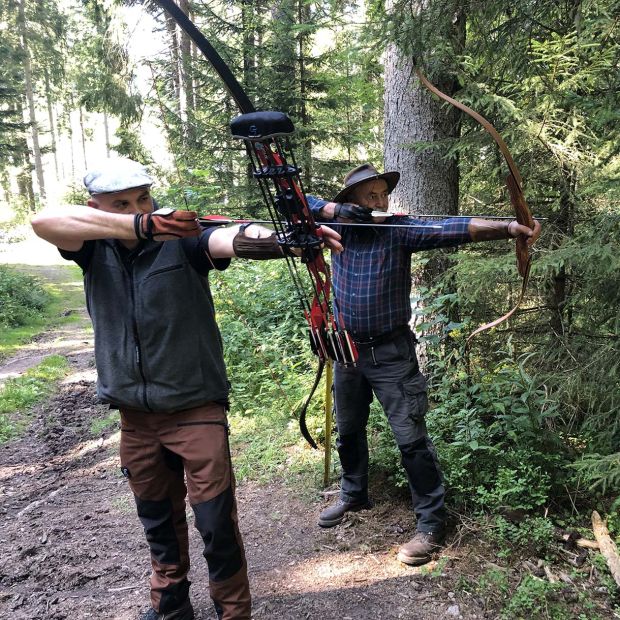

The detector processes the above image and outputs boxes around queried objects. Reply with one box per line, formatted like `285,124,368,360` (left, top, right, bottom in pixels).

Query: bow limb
414,69,534,276
153,0,254,113
414,67,535,338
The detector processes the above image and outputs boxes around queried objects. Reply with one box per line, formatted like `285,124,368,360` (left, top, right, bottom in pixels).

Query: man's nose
137,201,153,214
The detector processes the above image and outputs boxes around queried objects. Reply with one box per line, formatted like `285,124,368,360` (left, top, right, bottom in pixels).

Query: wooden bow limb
414,67,536,339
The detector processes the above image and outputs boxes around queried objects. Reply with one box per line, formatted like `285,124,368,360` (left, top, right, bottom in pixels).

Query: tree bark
18,0,46,205
103,111,111,157
297,0,312,186
383,1,465,366
592,510,620,587
79,107,88,170
179,0,194,142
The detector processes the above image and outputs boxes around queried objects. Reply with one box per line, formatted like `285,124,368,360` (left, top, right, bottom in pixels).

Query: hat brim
332,171,400,203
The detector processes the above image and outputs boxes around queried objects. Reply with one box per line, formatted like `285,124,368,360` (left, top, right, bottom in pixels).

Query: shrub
0,266,50,328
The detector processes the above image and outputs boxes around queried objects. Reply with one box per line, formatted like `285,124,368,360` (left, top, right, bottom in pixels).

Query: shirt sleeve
184,227,231,277
58,241,95,271
398,216,473,251
306,194,330,220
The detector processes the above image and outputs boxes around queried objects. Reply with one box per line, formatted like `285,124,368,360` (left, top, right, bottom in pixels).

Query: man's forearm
31,205,137,249
468,218,511,242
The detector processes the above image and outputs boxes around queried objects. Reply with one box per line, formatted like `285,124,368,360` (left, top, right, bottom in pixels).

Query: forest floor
0,229,617,619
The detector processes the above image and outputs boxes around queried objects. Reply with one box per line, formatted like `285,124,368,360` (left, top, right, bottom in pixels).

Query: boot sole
396,551,432,566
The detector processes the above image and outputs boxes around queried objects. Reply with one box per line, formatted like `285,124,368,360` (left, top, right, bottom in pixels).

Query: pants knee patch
399,438,442,496
193,487,243,582
159,578,190,613
135,496,182,564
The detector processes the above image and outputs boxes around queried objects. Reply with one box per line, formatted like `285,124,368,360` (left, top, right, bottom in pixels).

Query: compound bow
153,0,356,448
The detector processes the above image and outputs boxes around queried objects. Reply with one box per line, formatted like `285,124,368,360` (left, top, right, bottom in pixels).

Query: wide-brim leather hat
333,163,400,203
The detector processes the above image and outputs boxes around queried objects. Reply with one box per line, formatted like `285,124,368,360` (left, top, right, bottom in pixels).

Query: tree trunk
548,162,575,336
103,111,111,157
383,60,460,216
18,0,45,205
297,0,312,186
165,8,182,112
179,0,194,143
383,1,465,367
79,107,88,169
44,68,59,182
13,97,35,211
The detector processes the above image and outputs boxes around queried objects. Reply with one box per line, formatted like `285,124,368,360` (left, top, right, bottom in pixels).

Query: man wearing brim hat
31,157,342,620
308,163,541,566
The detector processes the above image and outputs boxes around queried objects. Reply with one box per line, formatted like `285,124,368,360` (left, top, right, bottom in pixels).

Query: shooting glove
333,202,373,222
134,207,200,241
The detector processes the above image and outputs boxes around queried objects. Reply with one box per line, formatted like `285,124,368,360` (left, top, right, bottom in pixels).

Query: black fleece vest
84,239,229,412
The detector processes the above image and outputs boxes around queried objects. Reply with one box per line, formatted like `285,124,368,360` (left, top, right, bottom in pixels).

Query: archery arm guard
468,218,511,242
232,226,290,260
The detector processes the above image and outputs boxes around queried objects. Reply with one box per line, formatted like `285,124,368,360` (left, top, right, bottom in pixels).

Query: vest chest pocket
144,264,185,280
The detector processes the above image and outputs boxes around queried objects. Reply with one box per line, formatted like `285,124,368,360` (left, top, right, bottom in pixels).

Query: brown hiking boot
139,598,194,620
397,531,445,566
318,498,372,528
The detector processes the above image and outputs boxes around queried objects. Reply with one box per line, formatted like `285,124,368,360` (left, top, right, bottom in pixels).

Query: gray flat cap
83,158,153,195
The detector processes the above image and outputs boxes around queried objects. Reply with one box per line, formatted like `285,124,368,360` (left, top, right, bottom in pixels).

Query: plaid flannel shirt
307,195,473,338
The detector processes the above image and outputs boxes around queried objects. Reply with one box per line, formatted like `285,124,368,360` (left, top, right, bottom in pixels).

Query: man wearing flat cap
308,163,541,566
31,157,342,620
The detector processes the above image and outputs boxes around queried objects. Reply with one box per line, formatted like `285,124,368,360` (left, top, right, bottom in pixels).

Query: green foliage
62,184,89,206
0,266,50,328
0,355,69,442
572,454,620,496
425,346,565,512
500,575,566,620
489,516,555,559
211,259,326,487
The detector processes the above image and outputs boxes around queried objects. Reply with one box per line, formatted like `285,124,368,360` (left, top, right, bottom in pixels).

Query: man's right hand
135,208,200,241
333,202,373,222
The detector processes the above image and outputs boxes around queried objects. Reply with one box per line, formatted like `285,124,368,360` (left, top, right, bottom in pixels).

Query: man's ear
87,198,99,209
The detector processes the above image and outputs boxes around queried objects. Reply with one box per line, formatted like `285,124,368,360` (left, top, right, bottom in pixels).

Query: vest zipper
128,265,152,412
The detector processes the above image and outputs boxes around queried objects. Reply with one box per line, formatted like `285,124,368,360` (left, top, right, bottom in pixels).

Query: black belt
352,326,411,348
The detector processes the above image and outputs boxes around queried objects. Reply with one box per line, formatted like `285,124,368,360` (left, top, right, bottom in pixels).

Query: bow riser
231,112,357,366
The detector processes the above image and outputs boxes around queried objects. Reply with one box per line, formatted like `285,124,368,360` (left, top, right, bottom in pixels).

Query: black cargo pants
334,329,446,533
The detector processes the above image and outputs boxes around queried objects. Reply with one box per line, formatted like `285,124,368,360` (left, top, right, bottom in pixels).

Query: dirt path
0,245,612,619
0,243,476,620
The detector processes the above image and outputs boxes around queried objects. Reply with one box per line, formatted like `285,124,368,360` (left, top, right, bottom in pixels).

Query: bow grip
506,174,533,278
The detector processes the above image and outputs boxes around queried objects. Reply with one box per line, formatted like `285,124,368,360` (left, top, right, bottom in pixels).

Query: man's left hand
317,225,343,254
508,219,541,246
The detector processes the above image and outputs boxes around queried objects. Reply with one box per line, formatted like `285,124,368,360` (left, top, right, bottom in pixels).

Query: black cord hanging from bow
153,0,357,449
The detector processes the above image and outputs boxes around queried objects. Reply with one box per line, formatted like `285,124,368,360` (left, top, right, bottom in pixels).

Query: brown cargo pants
119,403,251,619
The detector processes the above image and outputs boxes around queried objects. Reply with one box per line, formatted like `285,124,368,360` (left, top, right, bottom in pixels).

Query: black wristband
134,213,145,240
